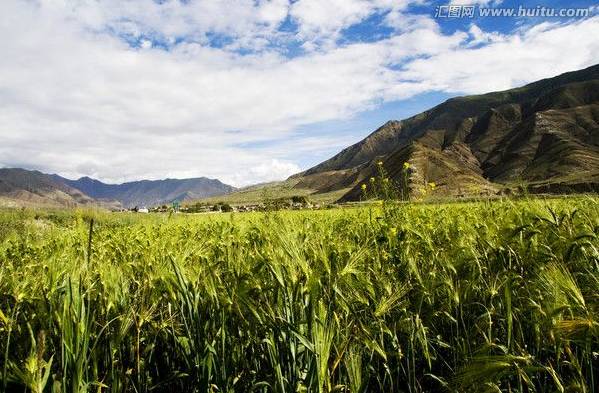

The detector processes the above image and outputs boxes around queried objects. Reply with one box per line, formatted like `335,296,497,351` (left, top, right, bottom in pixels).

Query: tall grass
0,198,598,392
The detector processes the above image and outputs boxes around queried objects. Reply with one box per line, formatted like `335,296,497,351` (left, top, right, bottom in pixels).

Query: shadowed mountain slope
0,168,104,208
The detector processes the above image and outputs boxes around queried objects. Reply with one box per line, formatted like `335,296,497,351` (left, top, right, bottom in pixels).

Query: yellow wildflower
403,162,411,170
361,184,367,191
369,177,375,183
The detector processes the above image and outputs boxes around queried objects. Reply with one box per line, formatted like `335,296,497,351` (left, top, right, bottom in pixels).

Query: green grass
191,179,350,206
0,197,598,392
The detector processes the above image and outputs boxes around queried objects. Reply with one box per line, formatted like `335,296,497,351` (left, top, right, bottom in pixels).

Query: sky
0,0,598,187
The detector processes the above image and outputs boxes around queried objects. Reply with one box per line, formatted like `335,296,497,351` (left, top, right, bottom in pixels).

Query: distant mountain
0,168,109,208
0,168,235,208
57,176,236,208
291,64,599,201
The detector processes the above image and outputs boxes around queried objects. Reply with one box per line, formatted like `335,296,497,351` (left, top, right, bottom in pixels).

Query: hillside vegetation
0,198,598,392
193,178,349,206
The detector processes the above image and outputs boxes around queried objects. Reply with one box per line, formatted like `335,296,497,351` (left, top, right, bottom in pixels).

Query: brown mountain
0,168,235,208
292,64,599,201
0,168,105,208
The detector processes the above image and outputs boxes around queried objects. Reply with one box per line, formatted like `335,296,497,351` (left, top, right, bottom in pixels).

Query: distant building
138,207,149,213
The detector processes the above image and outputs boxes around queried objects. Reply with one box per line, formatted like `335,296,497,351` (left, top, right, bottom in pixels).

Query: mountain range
0,168,235,208
56,175,235,208
288,63,599,201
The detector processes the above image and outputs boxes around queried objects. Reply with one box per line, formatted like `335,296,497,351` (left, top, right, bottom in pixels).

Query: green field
191,178,351,206
0,198,598,392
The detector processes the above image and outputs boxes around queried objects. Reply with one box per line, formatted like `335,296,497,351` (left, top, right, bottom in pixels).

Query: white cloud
290,0,377,44
229,159,301,186
140,39,153,49
384,12,439,33
466,24,506,46
289,0,423,49
0,1,597,187
57,0,291,51
398,18,599,94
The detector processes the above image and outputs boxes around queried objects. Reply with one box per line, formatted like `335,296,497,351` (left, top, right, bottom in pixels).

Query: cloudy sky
0,0,598,186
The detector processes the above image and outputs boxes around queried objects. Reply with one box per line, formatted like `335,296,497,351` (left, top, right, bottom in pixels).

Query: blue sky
0,0,597,186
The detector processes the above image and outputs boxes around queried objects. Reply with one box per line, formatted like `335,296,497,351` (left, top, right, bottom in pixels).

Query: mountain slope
0,168,104,208
0,168,235,209
294,64,599,201
57,176,236,208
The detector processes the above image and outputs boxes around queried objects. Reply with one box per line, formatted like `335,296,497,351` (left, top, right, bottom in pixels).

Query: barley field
0,198,598,392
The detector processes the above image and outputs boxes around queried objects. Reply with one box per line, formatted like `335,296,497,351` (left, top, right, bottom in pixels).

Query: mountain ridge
57,175,236,208
290,64,599,201
0,168,235,208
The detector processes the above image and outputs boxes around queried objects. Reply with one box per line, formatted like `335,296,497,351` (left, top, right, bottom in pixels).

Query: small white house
138,207,149,213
